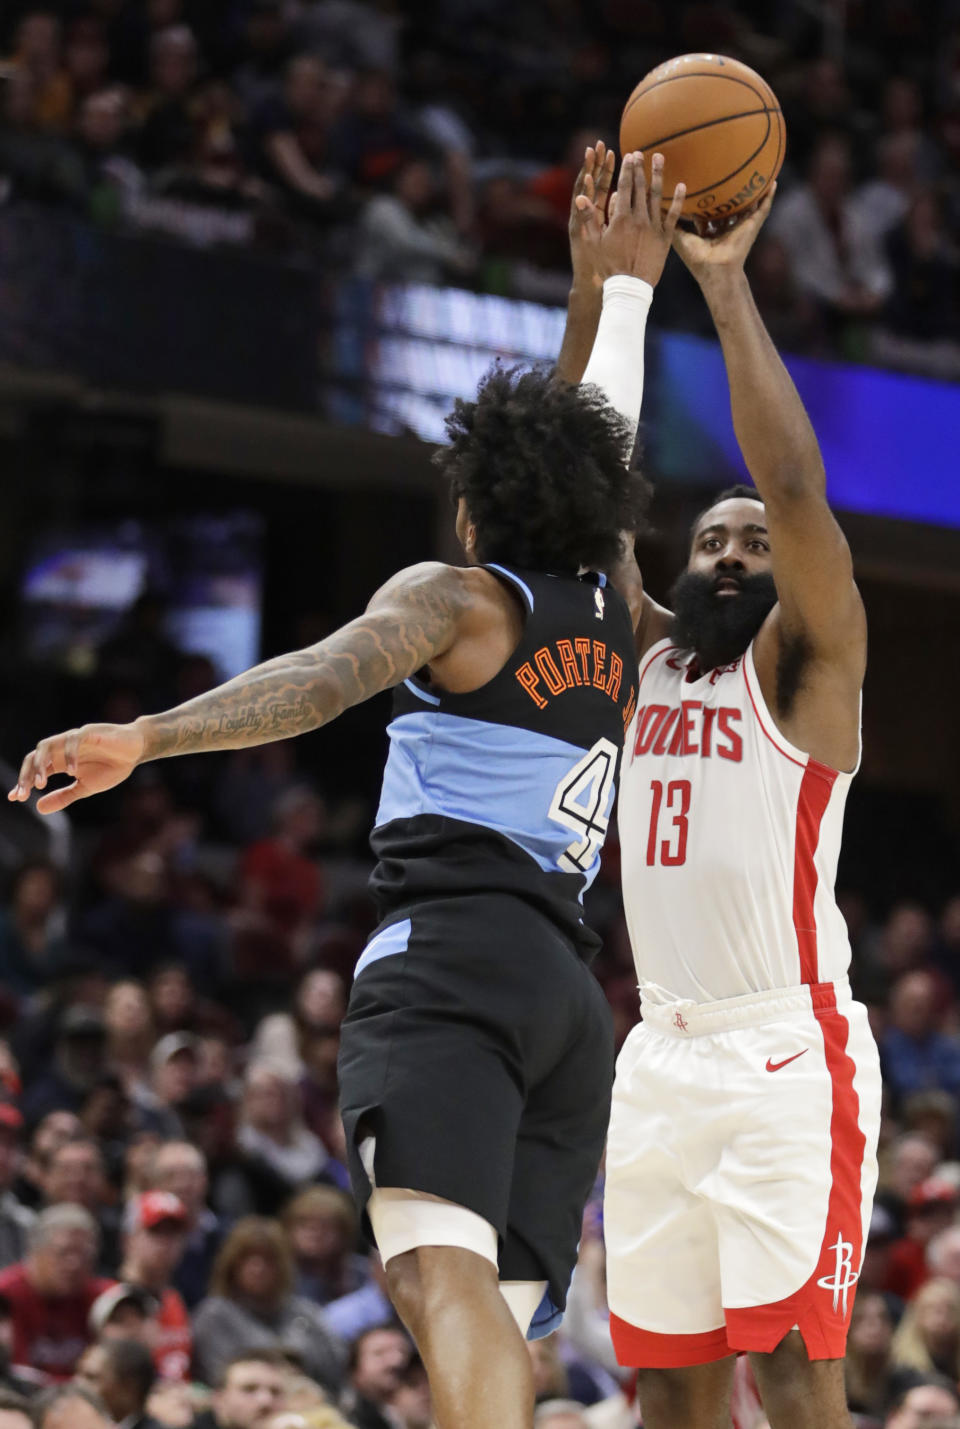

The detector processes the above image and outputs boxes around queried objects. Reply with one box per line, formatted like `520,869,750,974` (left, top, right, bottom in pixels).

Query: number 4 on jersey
549,738,619,873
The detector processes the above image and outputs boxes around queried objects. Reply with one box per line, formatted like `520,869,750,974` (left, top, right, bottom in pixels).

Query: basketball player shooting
9,154,683,1429
596,192,883,1428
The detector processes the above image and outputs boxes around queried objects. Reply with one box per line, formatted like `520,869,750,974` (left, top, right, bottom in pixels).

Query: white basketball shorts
604,977,881,1366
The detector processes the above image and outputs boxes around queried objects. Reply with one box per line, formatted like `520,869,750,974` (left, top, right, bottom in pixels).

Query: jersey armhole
742,642,861,778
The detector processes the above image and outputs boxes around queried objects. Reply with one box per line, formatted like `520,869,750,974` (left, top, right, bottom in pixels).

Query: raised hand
672,183,777,286
8,722,145,814
568,140,616,291
574,151,686,289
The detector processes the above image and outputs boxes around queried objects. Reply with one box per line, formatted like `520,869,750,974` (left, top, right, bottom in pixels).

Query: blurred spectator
96,1336,160,1429
883,1375,960,1427
891,1278,960,1380
851,133,921,240
880,1133,941,1224
882,972,960,1107
0,1294,41,1398
21,1007,108,1126
12,1111,82,1211
82,852,221,985
9,11,72,133
886,1180,958,1301
33,1383,114,1429
383,1356,433,1429
237,789,325,942
354,157,474,284
339,1326,413,1429
928,1226,960,1288
0,1205,110,1381
529,1337,569,1403
41,1136,119,1275
214,747,299,847
861,1203,901,1298
533,1403,589,1429
323,1254,392,1344
64,18,111,109
88,1282,160,1347
251,56,343,213
135,25,200,170
237,1063,340,1213
96,593,182,706
148,964,234,1043
145,1034,200,1139
902,1092,958,1163
192,1349,288,1429
0,1108,34,1271
251,970,346,1081
0,861,69,998
330,68,423,190
149,1141,221,1310
119,1192,192,1382
231,1,291,114
880,904,937,981
0,1390,32,1429
873,193,960,380
192,1217,344,1391
104,981,157,1104
281,1185,369,1306
74,87,143,221
746,233,824,355
769,133,891,325
880,76,942,181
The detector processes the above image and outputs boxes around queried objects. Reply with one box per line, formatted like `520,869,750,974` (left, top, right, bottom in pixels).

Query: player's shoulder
367,561,511,629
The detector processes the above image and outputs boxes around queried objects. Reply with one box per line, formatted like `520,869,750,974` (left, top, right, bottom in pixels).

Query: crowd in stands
0,600,956,1428
1,0,959,376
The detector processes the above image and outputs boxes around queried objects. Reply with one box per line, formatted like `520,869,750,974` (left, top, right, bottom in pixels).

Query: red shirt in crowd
0,1263,112,1381
239,838,323,934
152,1285,192,1381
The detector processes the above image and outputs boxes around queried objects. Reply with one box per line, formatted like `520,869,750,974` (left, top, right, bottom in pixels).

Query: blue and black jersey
369,563,638,960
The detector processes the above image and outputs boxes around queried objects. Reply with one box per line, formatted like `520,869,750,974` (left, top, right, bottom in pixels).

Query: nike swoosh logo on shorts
765,1051,808,1072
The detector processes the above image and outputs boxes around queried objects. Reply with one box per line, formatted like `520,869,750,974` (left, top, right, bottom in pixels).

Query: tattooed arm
8,562,470,814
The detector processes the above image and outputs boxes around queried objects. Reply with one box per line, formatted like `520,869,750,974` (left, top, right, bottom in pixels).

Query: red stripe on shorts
791,760,837,985
610,1313,731,1368
724,986,866,1360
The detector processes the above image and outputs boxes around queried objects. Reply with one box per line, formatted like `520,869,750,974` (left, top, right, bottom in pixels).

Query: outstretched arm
673,192,865,676
555,142,614,385
573,151,683,647
9,562,470,813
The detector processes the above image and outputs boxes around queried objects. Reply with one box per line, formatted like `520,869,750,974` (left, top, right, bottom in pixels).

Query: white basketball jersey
619,637,857,1003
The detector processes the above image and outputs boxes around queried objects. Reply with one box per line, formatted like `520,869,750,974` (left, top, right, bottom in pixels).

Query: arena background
0,2,959,1427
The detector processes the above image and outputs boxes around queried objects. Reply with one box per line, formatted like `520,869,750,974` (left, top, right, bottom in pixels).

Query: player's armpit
758,486,866,677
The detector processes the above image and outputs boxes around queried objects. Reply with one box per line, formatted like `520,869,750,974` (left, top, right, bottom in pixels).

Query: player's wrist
601,275,654,306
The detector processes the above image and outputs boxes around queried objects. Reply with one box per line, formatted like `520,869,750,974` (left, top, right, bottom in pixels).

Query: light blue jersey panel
374,711,616,892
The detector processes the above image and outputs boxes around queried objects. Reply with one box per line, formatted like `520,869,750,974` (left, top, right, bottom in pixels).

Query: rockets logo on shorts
817,1233,859,1316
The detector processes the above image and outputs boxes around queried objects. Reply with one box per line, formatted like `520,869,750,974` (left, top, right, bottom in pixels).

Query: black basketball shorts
337,892,614,1324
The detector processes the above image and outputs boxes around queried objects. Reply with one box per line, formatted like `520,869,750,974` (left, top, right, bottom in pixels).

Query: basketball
620,53,785,225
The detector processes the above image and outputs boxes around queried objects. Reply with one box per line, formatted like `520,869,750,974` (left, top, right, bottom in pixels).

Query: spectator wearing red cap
0,1204,111,1381
119,1191,192,1381
0,1108,34,1272
886,1179,958,1301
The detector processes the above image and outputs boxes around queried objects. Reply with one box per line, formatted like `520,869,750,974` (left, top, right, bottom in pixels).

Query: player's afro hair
434,365,650,575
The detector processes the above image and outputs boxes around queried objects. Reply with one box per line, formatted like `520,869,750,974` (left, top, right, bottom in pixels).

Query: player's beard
669,570,778,671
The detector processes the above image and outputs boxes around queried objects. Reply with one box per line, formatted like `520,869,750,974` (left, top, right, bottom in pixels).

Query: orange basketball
620,53,785,224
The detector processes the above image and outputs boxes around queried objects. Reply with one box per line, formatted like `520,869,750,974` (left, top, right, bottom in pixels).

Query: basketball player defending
9,155,683,1429
601,192,882,1427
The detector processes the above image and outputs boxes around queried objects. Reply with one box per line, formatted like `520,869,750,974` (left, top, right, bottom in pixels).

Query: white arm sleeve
580,275,654,444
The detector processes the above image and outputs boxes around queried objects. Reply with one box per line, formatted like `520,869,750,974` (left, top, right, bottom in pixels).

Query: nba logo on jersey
594,588,605,620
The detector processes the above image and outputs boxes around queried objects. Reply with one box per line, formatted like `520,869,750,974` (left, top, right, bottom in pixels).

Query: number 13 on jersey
647,779,691,866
